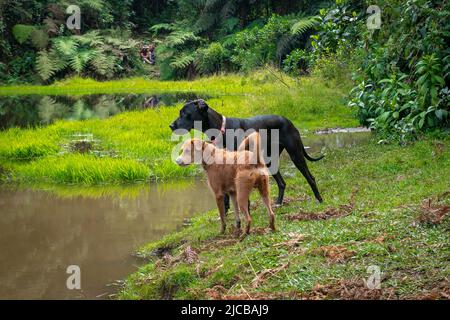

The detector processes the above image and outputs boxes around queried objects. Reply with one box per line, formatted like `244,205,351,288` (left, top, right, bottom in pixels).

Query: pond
0,130,371,299
0,93,208,129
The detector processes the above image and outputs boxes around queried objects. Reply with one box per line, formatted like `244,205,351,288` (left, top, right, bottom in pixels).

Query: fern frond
78,0,106,11
104,36,122,47
170,53,195,70
73,30,104,46
48,48,69,72
150,23,176,34
43,18,59,35
36,50,58,81
291,15,320,36
69,48,96,73
118,39,139,50
90,51,116,76
30,29,49,49
166,31,201,47
54,37,79,56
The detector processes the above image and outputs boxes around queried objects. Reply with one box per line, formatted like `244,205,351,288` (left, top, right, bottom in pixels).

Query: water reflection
0,93,207,129
0,180,215,299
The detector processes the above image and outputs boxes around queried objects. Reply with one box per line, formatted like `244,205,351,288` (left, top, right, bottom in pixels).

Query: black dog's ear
195,99,208,113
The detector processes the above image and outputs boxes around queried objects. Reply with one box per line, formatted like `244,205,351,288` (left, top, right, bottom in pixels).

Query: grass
0,70,304,96
0,71,358,184
117,137,449,299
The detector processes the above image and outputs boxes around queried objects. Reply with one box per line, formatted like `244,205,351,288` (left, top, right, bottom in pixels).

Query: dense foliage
345,0,450,141
0,0,448,138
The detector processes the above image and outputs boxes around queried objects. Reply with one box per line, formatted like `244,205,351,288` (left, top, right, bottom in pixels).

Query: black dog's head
169,99,209,133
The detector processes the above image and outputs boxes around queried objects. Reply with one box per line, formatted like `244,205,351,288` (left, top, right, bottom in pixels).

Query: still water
0,93,207,129
0,180,215,299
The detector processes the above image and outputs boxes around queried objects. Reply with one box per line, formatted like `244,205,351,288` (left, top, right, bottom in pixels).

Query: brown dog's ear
192,139,204,151
195,99,208,113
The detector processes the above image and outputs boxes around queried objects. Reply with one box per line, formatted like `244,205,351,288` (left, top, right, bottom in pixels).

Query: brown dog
176,132,275,235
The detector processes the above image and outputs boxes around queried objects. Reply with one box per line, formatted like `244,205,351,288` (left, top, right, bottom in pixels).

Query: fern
291,15,320,36
43,18,59,35
79,0,106,11
170,53,195,70
54,37,79,55
73,31,104,46
69,48,96,73
90,51,116,76
150,23,176,34
30,29,49,49
36,50,58,81
118,39,139,50
166,31,201,46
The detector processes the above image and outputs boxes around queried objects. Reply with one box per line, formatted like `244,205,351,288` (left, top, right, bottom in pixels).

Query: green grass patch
117,138,449,299
8,154,149,184
0,70,300,96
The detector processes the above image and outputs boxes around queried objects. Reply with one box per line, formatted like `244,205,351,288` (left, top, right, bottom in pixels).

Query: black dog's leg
273,171,286,206
285,144,323,203
224,193,230,215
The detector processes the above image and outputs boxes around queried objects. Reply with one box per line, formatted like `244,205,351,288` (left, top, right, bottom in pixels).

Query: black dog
170,99,324,206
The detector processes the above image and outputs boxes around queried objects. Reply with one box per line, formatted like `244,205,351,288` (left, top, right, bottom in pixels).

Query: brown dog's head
176,138,207,166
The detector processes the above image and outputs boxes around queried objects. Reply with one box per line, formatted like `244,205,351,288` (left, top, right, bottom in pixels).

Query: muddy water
0,131,371,300
303,131,371,154
0,180,215,299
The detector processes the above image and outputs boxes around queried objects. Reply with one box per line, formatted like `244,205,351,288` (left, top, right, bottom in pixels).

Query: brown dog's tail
303,146,325,162
238,132,264,165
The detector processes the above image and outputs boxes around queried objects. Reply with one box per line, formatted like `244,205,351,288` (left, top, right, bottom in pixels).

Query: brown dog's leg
237,182,252,235
258,177,275,231
215,195,226,234
230,193,241,235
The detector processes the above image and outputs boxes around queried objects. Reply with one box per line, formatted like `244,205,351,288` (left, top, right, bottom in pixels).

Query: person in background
140,44,152,64
149,43,156,65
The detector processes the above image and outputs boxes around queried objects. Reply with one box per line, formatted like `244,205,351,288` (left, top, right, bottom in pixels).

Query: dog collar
211,116,226,145
220,115,226,134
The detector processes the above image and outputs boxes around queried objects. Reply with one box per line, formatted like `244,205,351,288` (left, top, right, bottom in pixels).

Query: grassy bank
118,137,449,299
0,70,350,96
0,72,357,184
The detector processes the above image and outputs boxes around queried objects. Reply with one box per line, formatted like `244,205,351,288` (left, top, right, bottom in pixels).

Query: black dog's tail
303,146,325,162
